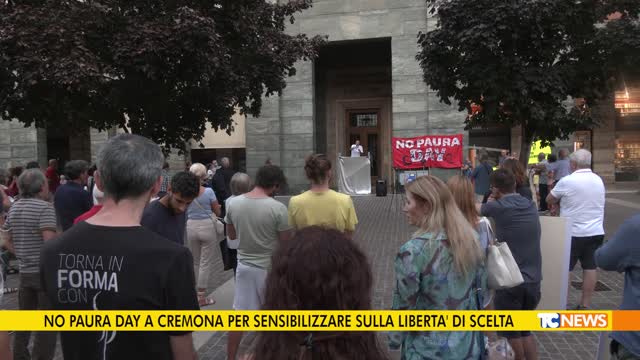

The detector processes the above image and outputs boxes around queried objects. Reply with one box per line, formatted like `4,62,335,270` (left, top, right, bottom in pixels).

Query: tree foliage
417,0,640,164
0,0,325,151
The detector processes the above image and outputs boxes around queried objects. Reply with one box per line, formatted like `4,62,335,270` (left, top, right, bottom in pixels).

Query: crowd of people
0,134,637,360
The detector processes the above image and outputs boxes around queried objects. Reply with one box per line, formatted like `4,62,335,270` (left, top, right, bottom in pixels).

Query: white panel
538,216,572,310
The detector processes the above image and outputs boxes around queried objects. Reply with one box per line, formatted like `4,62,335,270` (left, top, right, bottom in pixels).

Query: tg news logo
537,312,608,329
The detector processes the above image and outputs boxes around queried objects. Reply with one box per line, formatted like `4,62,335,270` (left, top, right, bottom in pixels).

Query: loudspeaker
376,179,387,197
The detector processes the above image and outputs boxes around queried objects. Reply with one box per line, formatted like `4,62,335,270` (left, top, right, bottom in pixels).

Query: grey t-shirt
480,193,542,283
225,195,290,269
3,198,57,273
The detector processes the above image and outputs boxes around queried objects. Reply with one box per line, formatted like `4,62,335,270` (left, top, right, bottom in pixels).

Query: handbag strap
480,217,497,246
192,194,220,224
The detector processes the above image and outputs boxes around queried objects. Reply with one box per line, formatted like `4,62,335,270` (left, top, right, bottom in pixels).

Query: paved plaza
2,188,639,359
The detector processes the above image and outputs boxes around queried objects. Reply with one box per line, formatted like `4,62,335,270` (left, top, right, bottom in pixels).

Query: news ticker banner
1,311,639,332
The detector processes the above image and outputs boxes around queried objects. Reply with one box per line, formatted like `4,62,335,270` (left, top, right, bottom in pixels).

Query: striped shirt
159,169,170,194
2,198,57,273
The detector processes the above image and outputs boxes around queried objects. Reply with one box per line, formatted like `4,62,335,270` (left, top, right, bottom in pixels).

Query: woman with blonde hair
447,175,491,250
390,175,486,360
187,162,221,306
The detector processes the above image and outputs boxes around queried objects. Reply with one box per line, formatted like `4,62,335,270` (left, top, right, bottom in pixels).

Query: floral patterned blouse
389,231,486,360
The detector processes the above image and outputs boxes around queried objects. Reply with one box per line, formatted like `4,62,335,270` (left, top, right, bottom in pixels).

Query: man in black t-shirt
141,171,199,245
41,134,199,360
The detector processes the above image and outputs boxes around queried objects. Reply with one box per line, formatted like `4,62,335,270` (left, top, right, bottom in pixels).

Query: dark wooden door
346,109,381,180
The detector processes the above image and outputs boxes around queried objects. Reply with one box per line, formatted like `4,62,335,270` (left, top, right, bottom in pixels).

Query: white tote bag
482,218,524,290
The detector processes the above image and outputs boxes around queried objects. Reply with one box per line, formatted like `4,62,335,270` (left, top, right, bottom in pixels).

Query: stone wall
89,128,189,173
591,99,616,183
0,120,46,169
246,0,469,193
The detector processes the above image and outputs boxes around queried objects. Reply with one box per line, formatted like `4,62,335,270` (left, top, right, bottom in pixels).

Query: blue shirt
471,162,493,195
595,214,640,357
547,159,571,181
54,182,93,231
141,199,187,245
187,188,217,220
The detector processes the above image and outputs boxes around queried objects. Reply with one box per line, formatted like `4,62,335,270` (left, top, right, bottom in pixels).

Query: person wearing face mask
389,175,486,360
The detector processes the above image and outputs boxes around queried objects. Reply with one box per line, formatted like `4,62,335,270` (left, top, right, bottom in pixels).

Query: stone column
90,128,117,163
245,94,283,182
591,99,616,184
391,35,428,139
279,60,315,194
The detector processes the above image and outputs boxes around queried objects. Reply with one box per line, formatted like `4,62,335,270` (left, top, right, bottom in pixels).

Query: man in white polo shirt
546,149,605,310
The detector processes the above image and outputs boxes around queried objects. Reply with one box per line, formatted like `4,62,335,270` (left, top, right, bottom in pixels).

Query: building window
349,113,378,128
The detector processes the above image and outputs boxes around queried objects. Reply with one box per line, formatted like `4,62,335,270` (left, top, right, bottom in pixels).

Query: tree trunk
519,126,534,167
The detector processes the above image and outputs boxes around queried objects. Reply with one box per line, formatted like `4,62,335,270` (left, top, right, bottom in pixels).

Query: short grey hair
221,157,230,168
570,149,591,169
17,169,46,198
97,134,164,203
64,160,89,180
230,172,252,196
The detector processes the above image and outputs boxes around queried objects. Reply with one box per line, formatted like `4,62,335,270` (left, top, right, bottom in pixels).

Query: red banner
392,134,464,169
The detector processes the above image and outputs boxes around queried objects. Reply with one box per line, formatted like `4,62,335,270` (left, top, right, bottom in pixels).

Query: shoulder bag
192,197,225,236
473,222,515,360
193,198,235,271
481,218,524,290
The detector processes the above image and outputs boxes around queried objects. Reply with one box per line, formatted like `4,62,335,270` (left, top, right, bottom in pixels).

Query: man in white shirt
350,140,364,157
546,149,605,310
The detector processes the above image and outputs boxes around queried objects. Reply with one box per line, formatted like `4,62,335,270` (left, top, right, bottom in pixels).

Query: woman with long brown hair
250,227,389,360
501,158,532,201
390,175,485,359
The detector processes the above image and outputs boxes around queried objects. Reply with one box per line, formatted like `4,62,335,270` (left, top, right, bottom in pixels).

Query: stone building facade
245,0,468,194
